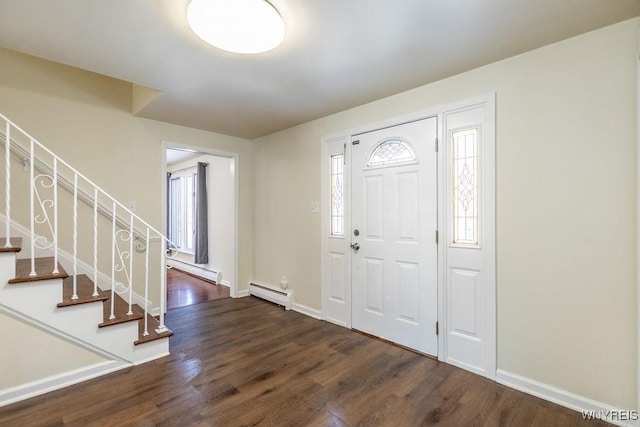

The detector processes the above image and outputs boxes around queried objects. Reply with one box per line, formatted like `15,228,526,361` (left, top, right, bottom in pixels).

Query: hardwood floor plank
0,297,612,426
166,267,229,310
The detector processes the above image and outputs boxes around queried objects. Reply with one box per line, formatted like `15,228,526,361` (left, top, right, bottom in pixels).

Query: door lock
350,243,360,251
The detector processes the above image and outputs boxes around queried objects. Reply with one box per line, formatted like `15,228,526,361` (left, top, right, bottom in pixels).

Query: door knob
350,243,360,251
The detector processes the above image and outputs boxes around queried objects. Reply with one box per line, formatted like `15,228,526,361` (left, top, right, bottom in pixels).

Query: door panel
351,117,438,355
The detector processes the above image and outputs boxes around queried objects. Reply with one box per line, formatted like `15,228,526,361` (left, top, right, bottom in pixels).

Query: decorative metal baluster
156,242,168,333
52,159,59,274
92,188,98,297
4,121,11,248
143,227,150,336
29,139,36,277
71,173,78,299
127,214,134,316
109,202,116,320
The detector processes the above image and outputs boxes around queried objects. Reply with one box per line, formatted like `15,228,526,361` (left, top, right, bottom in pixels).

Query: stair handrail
0,127,154,245
1,112,174,334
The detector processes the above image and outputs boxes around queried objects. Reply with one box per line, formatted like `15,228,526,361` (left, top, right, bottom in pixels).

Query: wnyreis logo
582,410,638,422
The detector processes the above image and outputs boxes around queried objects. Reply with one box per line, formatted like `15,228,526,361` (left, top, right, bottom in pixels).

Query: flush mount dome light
187,0,285,54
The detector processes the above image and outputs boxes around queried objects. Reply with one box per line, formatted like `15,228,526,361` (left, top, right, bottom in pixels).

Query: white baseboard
220,280,231,288
167,258,220,283
292,303,322,320
497,370,638,427
324,317,348,328
0,360,130,408
236,289,249,298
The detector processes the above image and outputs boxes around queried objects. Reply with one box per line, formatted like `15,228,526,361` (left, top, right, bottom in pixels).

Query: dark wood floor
0,297,609,426
167,267,230,310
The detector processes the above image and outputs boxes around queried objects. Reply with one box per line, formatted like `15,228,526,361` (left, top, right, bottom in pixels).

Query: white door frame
321,93,496,378
636,55,639,415
161,141,240,298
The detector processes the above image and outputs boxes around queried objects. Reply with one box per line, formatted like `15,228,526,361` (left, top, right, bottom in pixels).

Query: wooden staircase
0,237,172,361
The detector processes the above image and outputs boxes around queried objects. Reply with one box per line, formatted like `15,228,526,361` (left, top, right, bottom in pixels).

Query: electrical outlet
127,201,136,213
280,275,288,289
310,201,320,213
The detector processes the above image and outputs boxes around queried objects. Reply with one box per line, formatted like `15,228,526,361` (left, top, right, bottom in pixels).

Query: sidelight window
330,154,344,236
452,128,479,245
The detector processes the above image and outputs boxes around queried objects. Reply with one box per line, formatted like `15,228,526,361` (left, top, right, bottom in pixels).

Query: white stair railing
1,113,175,334
4,121,10,249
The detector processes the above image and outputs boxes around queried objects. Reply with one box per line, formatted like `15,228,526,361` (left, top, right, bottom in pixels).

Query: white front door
351,117,438,355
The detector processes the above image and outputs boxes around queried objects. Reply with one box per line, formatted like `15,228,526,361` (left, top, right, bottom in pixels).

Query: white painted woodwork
351,117,438,355
321,136,351,327
442,100,496,378
0,252,168,365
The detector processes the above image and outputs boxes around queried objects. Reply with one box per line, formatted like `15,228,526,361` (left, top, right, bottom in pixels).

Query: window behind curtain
169,172,196,253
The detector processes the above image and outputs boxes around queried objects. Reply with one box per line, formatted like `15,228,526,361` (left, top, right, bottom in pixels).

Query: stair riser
0,253,16,283
1,271,167,363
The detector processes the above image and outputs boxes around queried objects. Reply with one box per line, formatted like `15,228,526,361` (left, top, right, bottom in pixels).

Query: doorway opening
163,144,239,309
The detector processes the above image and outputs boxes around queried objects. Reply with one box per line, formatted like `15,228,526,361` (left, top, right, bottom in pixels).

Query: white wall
252,19,638,409
167,154,235,287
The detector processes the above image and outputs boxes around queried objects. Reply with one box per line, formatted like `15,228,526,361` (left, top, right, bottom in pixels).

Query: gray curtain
194,162,209,264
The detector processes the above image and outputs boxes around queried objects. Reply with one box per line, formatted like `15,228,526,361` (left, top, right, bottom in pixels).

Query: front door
351,117,438,355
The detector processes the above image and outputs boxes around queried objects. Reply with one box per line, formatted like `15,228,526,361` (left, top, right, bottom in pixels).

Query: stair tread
0,237,22,253
98,291,144,327
134,314,174,345
9,257,68,283
57,274,110,307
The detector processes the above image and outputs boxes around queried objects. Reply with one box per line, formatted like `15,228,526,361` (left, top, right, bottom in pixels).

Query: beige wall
0,17,637,411
0,47,254,292
0,47,254,387
0,313,106,389
252,19,638,408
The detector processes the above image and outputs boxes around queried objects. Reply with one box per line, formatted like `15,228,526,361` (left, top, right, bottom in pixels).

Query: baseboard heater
249,283,293,310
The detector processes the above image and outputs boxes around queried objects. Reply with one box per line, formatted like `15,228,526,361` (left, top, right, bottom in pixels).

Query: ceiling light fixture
187,0,285,54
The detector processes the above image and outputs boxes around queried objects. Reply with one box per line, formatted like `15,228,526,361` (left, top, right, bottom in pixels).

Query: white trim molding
0,360,129,408
161,141,240,299
320,93,496,379
167,258,221,283
497,370,639,427
292,303,322,320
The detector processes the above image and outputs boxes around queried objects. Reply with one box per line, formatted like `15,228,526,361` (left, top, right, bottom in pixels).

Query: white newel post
4,121,11,248
93,188,99,297
29,139,36,276
143,227,150,336
127,214,134,316
157,242,168,333
52,158,59,274
71,173,78,299
109,201,116,320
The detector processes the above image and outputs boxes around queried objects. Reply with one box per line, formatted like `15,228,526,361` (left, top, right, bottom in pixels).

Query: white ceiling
0,0,637,139
166,148,202,166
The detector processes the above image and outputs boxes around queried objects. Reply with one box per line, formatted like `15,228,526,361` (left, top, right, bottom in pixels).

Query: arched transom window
367,138,417,168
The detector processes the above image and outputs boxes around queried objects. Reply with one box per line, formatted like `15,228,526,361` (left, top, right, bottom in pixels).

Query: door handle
350,242,360,251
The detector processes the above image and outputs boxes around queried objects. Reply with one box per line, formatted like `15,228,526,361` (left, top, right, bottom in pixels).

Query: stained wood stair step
57,274,110,308
98,292,144,328
0,237,22,253
9,257,68,284
134,314,174,345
